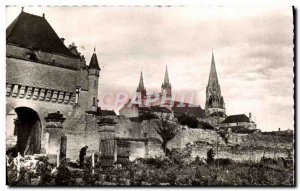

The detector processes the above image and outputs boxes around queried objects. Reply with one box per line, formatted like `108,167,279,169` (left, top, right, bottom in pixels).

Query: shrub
55,165,72,186
178,114,198,128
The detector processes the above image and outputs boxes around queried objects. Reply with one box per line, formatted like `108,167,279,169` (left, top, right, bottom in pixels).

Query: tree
154,114,179,155
177,114,198,128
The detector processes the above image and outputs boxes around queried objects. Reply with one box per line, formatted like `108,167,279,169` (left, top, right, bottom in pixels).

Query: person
79,146,88,168
206,148,215,165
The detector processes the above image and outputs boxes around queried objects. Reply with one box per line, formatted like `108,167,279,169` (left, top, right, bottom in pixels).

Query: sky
6,6,294,131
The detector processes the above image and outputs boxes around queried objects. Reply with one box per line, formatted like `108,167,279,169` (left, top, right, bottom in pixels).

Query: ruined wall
114,118,293,161
115,117,164,159
64,114,101,160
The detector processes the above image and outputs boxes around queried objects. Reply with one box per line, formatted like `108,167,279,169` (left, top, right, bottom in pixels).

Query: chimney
249,112,252,122
42,13,45,18
278,128,281,132
61,38,65,43
21,7,24,12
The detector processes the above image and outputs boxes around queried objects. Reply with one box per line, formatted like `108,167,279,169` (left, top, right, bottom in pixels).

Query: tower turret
205,51,226,117
87,47,101,112
161,65,172,97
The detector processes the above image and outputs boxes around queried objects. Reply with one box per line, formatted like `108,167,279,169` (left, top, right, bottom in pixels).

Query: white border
1,1,298,190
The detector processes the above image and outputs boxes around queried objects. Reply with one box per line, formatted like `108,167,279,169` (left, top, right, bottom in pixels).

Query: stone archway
7,107,42,156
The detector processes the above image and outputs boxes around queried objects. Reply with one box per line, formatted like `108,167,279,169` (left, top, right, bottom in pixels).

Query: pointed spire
89,47,100,70
138,71,145,90
137,71,146,96
164,65,169,84
208,50,219,85
161,65,172,97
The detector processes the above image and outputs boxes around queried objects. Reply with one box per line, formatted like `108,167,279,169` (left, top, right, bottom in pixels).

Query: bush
55,165,72,186
178,114,198,128
198,121,215,130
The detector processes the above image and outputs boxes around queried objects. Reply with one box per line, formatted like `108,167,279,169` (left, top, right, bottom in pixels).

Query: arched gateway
6,107,42,156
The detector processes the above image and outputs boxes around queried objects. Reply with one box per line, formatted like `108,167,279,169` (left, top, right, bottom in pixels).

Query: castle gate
8,107,42,156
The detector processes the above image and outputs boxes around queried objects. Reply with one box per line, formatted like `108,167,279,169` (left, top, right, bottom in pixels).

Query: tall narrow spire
138,71,145,89
208,51,219,86
161,65,172,97
137,71,146,96
164,65,169,84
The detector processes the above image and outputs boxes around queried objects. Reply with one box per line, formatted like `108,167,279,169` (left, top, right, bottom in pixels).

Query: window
93,97,96,106
94,80,97,88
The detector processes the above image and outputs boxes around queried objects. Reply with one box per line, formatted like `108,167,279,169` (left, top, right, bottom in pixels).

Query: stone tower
87,47,101,112
161,65,172,97
205,51,226,116
136,71,147,97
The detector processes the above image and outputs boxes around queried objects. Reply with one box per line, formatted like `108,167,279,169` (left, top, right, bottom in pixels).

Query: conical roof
89,48,100,70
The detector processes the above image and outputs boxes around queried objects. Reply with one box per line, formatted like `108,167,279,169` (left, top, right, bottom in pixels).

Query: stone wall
113,118,293,162
6,57,79,93
64,114,100,160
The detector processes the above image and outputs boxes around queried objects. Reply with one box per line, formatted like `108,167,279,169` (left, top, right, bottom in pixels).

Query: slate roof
6,11,78,58
221,114,251,124
173,106,204,118
89,52,101,70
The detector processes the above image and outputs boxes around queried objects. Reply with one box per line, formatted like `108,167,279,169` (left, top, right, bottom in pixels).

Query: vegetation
178,114,198,128
129,112,159,122
177,114,214,130
7,151,294,186
154,114,179,154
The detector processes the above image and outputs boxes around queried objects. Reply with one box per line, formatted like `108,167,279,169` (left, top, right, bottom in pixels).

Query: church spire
137,71,146,97
205,50,225,117
164,65,169,84
208,51,219,86
138,71,145,90
161,65,172,97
